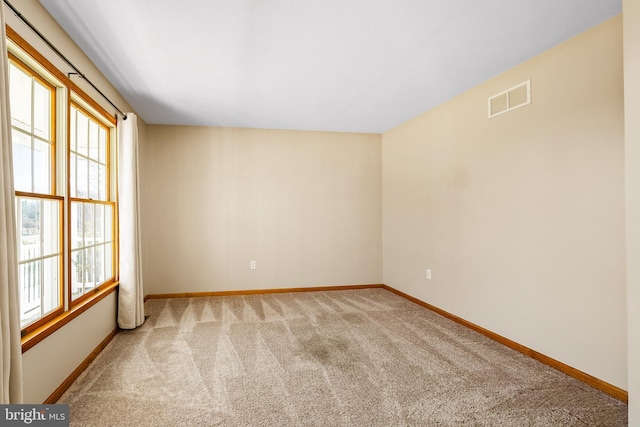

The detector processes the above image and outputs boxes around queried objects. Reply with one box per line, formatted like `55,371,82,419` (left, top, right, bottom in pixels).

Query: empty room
0,0,639,425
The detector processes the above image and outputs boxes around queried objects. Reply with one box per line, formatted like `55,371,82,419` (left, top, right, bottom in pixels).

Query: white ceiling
39,0,621,133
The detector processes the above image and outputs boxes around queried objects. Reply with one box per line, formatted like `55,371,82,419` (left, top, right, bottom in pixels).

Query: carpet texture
58,289,627,426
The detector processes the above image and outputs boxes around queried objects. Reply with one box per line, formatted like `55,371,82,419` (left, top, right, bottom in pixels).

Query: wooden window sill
21,282,119,353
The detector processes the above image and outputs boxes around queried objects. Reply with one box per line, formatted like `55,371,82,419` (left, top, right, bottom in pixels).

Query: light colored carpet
58,288,627,426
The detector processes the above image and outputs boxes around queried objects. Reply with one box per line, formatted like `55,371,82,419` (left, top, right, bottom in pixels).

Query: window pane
70,153,77,198
104,205,113,243
89,161,99,200
42,256,60,314
81,247,95,296
94,244,104,284
99,164,107,201
12,130,32,192
72,202,97,249
104,242,113,279
86,247,95,290
89,121,99,161
76,156,88,198
99,128,107,164
9,63,32,133
42,199,60,257
33,138,51,194
71,249,83,299
71,246,99,300
19,260,40,327
76,110,89,157
71,202,83,249
95,204,104,244
19,199,40,261
33,81,51,139
70,108,77,152
83,203,94,245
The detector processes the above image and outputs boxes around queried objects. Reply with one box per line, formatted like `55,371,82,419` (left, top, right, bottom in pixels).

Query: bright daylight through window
8,42,118,335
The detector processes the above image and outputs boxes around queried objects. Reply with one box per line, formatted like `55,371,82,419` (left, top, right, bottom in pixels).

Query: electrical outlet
250,260,256,270
426,269,432,280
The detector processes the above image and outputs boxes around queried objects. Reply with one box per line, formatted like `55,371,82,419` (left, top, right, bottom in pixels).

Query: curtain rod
3,0,127,120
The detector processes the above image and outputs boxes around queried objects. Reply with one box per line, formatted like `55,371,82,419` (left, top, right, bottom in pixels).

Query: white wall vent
488,79,531,118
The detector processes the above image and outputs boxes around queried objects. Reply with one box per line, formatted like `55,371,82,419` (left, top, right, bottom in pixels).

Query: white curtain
117,113,145,329
0,5,24,404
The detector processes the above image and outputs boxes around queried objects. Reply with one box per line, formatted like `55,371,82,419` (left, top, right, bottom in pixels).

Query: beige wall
5,0,140,403
624,0,640,421
143,126,382,294
21,294,117,403
382,16,626,389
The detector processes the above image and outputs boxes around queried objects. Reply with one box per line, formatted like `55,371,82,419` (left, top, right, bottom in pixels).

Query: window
69,105,114,301
7,31,118,340
9,57,63,329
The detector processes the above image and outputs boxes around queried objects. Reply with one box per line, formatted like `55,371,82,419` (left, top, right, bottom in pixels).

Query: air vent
488,79,531,118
